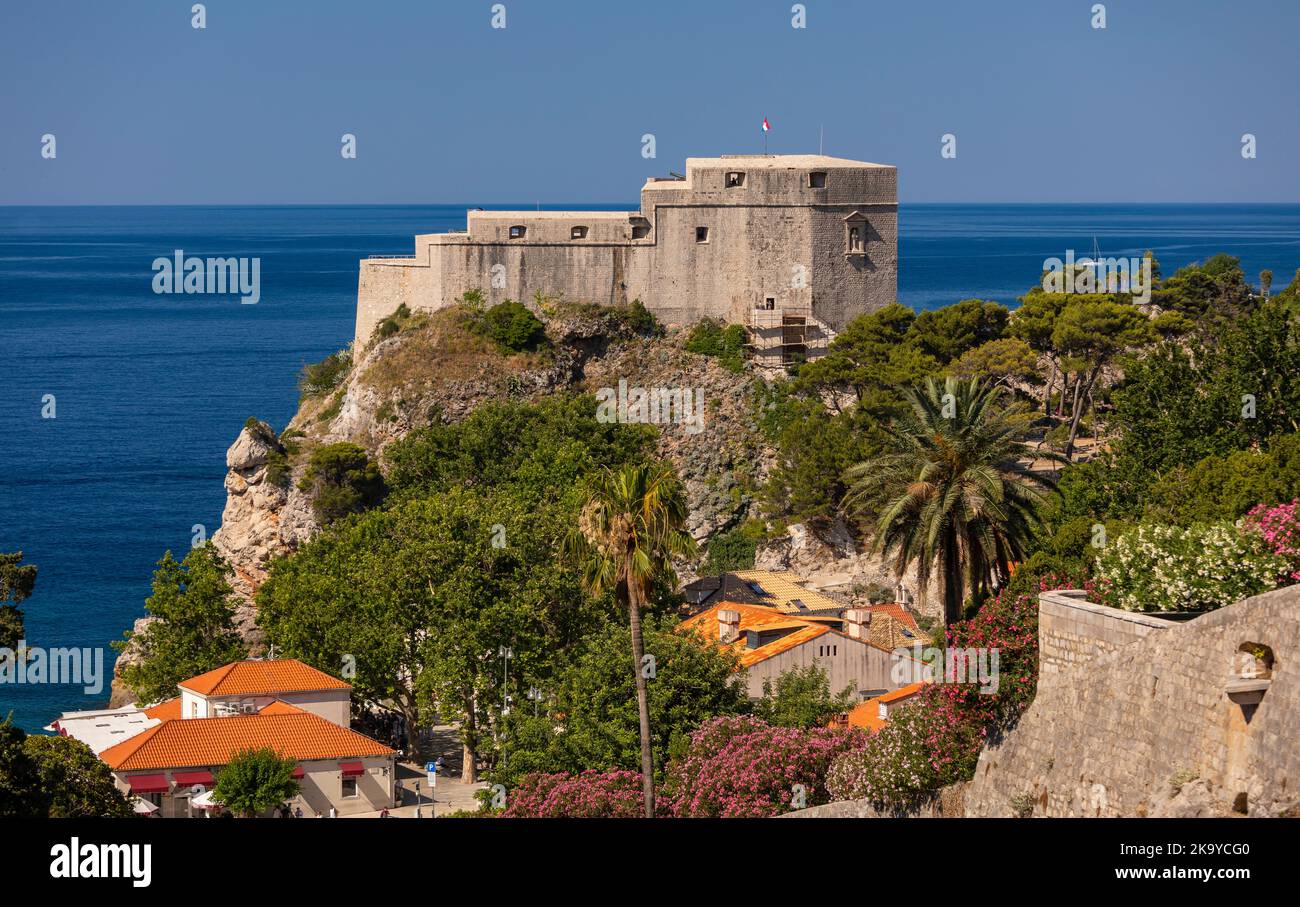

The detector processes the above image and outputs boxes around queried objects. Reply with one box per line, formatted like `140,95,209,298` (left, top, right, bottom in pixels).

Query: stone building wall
963,585,1300,818
353,154,898,348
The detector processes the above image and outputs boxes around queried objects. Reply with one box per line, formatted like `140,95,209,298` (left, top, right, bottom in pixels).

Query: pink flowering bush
500,769,644,818
661,715,866,818
828,591,1040,808
1243,499,1300,583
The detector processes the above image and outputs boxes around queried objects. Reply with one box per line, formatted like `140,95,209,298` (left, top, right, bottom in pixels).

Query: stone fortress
354,154,897,364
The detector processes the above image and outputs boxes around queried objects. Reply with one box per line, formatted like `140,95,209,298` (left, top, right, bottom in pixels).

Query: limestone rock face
755,519,925,612
106,615,158,707
209,422,296,647
579,340,768,543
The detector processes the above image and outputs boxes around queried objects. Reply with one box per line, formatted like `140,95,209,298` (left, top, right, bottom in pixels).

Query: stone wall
353,154,898,349
1037,590,1172,690
964,585,1300,817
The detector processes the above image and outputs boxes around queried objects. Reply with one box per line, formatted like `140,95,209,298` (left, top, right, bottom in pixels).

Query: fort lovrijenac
354,154,898,366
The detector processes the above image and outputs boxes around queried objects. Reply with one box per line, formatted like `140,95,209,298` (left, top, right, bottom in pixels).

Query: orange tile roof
845,701,888,732
845,682,927,732
100,710,393,772
142,698,182,721
256,700,307,716
865,603,923,634
679,602,889,665
178,659,351,697
879,681,927,704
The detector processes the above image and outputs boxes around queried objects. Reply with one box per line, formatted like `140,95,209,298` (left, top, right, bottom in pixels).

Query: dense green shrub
700,522,762,573
297,442,386,524
472,300,546,352
684,318,747,373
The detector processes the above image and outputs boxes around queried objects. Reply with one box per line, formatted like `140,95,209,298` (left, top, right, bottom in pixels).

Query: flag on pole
761,117,770,132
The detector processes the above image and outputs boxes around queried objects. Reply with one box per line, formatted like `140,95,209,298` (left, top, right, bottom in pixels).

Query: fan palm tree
842,376,1060,625
564,462,696,817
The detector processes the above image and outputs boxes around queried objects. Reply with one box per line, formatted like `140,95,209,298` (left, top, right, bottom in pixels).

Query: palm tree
564,462,696,817
842,376,1060,625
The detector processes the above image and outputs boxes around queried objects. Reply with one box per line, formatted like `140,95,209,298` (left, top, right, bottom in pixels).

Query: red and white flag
761,117,770,132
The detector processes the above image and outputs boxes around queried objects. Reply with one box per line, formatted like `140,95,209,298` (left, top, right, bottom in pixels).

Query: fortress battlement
354,154,898,359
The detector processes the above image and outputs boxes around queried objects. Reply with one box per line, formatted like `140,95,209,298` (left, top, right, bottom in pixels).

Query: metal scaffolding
745,305,829,366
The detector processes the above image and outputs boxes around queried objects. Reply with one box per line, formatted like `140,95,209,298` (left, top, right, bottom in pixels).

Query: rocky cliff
110,302,905,702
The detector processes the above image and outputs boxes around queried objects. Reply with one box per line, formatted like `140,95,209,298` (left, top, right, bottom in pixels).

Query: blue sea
2,203,1299,730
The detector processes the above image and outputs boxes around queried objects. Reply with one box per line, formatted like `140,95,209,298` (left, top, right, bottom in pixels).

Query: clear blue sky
2,0,1297,204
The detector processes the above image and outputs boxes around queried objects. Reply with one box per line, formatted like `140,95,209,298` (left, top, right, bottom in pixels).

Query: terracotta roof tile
178,659,351,697
142,698,182,721
679,602,888,665
846,682,927,732
101,711,393,772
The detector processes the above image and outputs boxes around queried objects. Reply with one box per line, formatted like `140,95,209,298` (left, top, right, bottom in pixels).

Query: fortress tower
354,154,897,363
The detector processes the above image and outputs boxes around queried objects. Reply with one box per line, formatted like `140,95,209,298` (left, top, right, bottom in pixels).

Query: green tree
1050,298,1153,459
495,617,747,788
950,337,1041,388
297,442,386,524
1109,300,1300,478
22,734,134,817
794,303,938,405
116,544,246,705
1008,291,1069,416
0,716,45,817
213,747,299,817
905,298,1010,364
564,462,697,817
843,377,1060,624
755,665,855,728
0,718,132,817
0,552,38,650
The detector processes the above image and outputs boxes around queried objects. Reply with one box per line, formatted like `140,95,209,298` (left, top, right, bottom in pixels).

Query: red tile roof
142,698,182,721
845,682,927,732
100,709,393,772
679,601,888,665
865,603,922,633
178,659,351,697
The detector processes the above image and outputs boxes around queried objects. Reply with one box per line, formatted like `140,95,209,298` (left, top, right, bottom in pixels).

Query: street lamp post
498,646,513,773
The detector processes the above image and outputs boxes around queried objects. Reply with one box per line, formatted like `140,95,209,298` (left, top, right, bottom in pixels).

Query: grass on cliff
361,305,553,396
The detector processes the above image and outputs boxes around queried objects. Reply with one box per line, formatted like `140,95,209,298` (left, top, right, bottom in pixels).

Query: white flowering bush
1094,521,1287,613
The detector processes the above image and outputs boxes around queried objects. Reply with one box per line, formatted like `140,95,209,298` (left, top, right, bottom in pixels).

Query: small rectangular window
696,226,709,243
570,226,588,240
509,225,526,239
341,777,358,798
809,172,827,189
725,171,745,188
631,219,650,239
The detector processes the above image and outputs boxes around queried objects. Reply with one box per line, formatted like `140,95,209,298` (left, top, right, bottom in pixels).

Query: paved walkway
342,725,488,818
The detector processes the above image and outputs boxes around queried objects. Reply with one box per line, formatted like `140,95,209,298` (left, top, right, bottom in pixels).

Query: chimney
843,607,871,640
718,609,741,644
